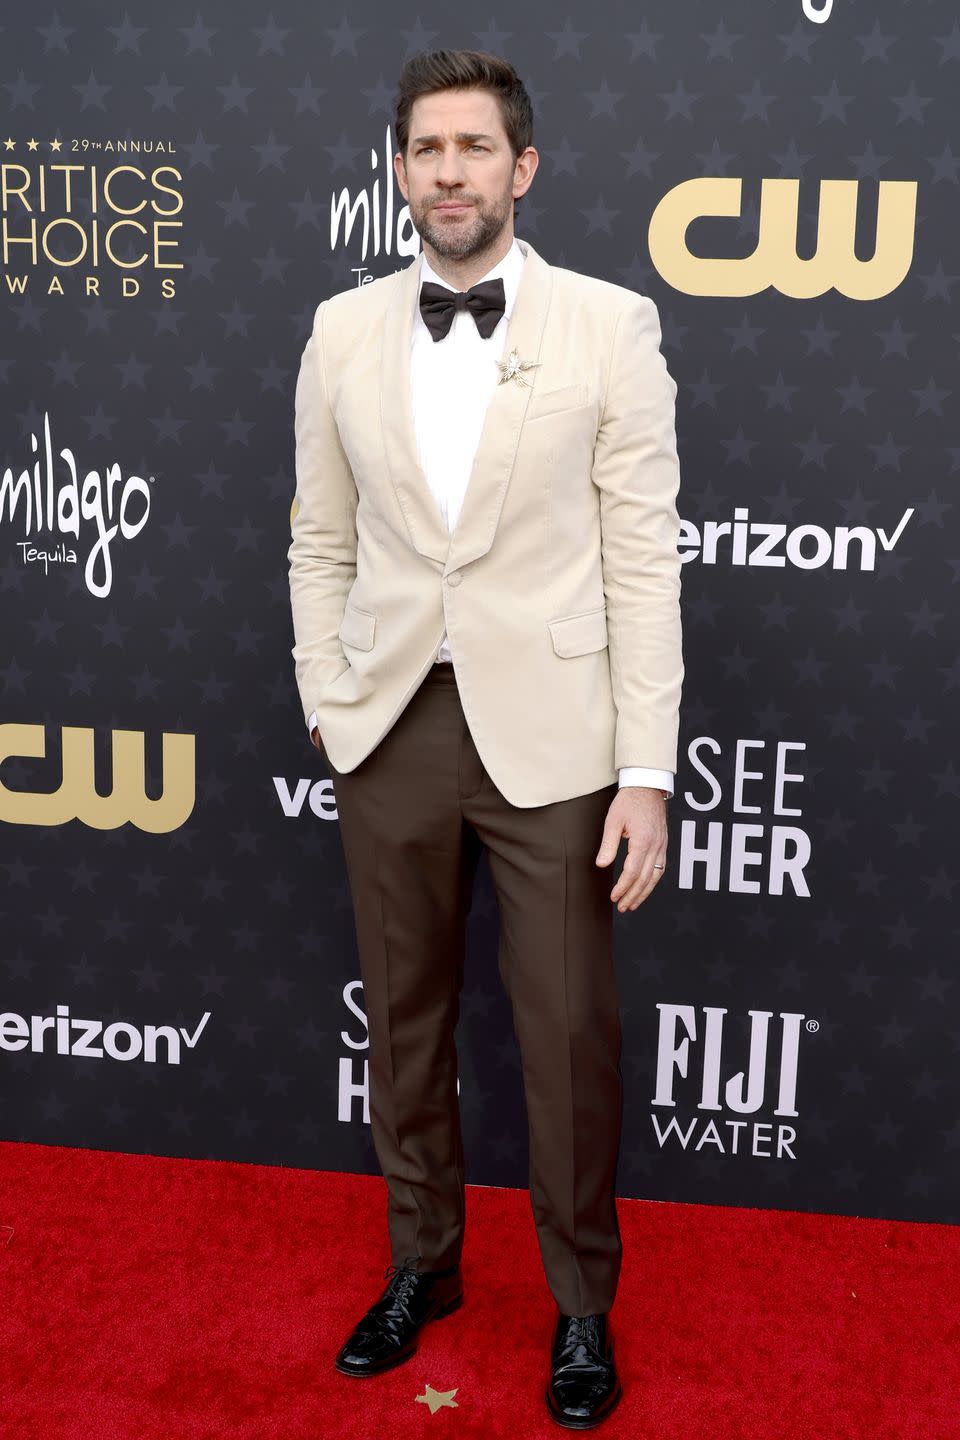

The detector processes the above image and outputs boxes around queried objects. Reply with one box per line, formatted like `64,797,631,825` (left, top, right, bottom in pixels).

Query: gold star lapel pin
496,347,540,388
415,1383,459,1414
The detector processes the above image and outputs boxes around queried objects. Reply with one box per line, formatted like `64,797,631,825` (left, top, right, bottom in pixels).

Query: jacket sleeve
591,294,684,773
287,301,359,727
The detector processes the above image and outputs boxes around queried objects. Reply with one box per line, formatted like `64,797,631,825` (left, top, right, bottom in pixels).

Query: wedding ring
653,863,665,870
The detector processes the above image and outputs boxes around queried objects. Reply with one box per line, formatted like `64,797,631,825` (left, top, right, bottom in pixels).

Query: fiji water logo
650,1004,817,1160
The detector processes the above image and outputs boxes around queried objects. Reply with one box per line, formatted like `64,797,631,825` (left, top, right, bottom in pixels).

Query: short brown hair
394,49,533,159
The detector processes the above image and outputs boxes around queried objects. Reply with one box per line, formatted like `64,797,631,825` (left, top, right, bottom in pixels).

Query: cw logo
0,724,195,832
649,177,917,298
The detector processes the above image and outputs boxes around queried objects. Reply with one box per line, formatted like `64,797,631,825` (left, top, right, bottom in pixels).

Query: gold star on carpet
496,347,540,387
415,1383,459,1414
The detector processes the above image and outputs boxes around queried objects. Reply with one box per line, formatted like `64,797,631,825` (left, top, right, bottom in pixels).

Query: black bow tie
418,277,506,342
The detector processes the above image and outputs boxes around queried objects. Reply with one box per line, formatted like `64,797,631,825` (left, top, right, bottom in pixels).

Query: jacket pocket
524,381,590,423
548,605,608,657
338,602,376,651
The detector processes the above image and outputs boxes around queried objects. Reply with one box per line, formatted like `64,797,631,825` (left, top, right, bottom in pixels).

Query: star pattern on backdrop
0,3,954,1224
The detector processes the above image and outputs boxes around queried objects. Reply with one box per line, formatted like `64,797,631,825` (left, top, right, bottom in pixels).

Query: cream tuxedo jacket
288,238,683,809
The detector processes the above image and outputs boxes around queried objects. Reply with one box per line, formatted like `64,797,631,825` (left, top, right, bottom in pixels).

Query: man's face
394,88,537,262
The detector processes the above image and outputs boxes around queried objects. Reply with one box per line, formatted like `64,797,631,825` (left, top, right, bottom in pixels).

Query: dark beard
412,190,513,262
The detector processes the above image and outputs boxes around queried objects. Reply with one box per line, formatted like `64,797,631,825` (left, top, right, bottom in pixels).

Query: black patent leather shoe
545,1311,623,1428
334,1258,464,1377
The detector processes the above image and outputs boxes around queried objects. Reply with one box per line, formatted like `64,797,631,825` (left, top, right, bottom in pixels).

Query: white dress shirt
308,237,674,797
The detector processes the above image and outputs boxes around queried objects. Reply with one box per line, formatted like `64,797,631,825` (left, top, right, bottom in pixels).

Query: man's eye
468,145,487,152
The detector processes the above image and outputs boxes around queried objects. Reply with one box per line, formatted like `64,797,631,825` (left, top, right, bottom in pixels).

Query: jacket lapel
445,238,553,574
378,237,554,572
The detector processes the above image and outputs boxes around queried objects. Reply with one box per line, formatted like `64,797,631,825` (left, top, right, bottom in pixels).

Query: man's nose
435,147,466,186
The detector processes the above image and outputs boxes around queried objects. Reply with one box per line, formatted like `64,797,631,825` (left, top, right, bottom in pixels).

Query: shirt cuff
618,767,674,797
307,710,318,736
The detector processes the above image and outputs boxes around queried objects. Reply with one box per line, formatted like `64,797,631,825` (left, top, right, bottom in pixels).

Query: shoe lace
352,1261,421,1343
555,1314,609,1373
382,1260,419,1309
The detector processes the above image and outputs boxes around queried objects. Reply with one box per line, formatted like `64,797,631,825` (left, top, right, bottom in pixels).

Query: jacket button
446,571,462,586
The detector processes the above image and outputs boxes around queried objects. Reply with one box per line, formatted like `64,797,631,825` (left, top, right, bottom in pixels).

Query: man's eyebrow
411,132,496,145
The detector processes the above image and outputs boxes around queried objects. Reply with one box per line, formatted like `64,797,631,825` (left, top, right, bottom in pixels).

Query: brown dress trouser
322,660,624,1317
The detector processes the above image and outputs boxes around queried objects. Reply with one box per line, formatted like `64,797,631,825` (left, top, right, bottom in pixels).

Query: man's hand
310,726,322,752
595,787,668,911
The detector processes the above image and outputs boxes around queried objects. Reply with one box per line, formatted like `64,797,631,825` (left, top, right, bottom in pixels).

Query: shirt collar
419,236,525,320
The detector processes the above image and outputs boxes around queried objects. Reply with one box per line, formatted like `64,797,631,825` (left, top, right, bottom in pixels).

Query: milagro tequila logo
330,124,421,284
651,1004,815,1159
1,410,153,596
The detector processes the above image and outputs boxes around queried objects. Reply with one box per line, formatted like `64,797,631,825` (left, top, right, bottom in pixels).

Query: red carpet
1,1140,956,1439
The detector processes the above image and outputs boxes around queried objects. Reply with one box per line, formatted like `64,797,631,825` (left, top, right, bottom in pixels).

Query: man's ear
512,145,539,201
393,150,409,202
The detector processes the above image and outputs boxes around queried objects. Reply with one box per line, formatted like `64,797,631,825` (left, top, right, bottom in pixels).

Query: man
287,48,683,1430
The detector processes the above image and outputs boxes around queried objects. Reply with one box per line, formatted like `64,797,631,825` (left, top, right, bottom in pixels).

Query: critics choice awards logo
1,135,183,297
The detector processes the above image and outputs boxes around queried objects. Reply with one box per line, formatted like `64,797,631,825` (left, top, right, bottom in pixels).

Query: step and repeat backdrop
1,0,955,1226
